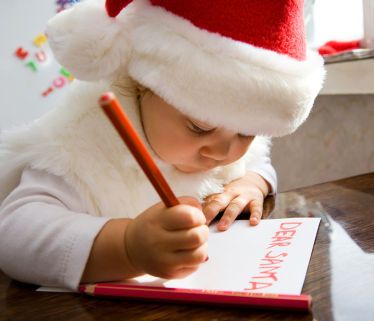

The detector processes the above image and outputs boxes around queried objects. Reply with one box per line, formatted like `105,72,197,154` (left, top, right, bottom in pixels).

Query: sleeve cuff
246,164,278,195
60,215,111,291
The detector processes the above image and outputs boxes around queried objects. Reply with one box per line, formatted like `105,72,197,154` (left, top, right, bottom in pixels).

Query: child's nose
200,140,232,162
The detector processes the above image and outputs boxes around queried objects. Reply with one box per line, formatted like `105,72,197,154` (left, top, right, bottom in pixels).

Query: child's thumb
178,196,202,210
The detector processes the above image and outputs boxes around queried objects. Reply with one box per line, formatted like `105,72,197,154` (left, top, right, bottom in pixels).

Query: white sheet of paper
38,218,320,295
126,217,320,295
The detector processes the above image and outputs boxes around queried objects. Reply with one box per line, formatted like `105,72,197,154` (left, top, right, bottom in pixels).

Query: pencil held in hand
99,92,179,207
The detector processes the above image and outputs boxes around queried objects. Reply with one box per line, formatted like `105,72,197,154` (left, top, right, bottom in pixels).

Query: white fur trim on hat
46,0,131,80
46,0,325,137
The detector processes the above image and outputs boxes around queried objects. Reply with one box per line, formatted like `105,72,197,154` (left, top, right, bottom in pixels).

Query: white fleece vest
0,81,271,218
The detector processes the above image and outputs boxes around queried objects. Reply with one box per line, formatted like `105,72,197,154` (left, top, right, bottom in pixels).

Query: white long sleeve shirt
0,164,276,291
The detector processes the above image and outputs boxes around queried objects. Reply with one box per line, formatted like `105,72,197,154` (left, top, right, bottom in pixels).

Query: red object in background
318,40,361,55
15,47,29,60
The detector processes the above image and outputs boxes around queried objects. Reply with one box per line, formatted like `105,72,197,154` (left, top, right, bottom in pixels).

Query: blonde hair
111,76,149,105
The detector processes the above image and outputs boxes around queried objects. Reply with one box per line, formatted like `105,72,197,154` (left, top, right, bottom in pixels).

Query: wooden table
1,173,373,321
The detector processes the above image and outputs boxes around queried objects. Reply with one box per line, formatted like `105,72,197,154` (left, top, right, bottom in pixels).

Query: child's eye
189,123,207,134
188,121,215,135
238,133,254,140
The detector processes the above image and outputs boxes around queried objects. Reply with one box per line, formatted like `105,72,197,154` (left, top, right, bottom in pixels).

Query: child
0,0,324,290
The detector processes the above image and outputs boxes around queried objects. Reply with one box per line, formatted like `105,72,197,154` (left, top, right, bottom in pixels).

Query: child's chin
174,164,214,174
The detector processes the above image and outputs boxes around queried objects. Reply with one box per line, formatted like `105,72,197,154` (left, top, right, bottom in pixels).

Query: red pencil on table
99,92,179,207
79,283,312,311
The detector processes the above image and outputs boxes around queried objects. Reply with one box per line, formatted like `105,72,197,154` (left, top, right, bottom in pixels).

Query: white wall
0,1,77,132
312,0,363,47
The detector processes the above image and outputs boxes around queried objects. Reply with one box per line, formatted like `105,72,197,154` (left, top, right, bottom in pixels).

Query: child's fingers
172,266,200,279
248,198,264,226
217,196,248,231
178,196,202,210
203,193,234,224
168,225,209,251
161,205,206,231
172,243,208,266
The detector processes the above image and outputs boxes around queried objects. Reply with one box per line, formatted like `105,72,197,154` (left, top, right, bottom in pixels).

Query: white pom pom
46,0,131,81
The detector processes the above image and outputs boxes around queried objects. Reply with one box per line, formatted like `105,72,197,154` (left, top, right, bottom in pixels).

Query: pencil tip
99,92,115,105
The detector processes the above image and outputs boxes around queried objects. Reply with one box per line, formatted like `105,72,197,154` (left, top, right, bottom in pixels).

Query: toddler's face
140,92,254,173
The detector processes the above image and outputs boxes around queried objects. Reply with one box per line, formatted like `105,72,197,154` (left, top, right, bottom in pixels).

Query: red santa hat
46,0,325,137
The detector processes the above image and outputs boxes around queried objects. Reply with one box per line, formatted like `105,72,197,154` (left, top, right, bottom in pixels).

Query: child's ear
46,0,131,81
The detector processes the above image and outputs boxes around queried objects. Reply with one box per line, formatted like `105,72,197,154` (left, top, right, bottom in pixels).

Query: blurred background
272,0,374,191
0,0,373,191
0,1,78,132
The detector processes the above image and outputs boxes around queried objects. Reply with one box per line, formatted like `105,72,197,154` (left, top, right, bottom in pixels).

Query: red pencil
79,283,312,311
99,92,179,207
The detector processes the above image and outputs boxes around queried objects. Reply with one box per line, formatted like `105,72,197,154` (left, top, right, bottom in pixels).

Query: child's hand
125,197,209,279
203,172,270,231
